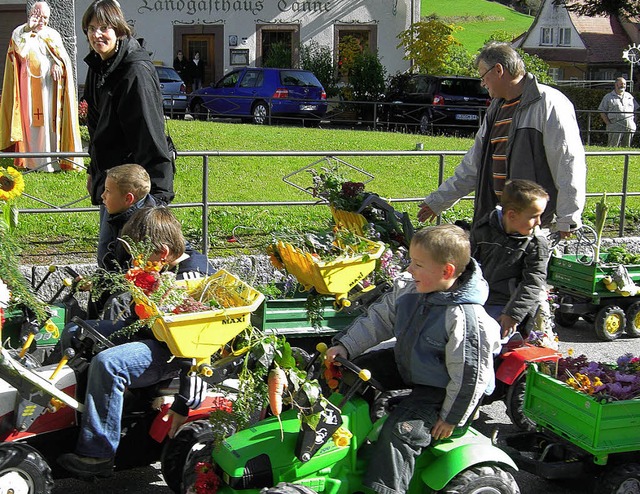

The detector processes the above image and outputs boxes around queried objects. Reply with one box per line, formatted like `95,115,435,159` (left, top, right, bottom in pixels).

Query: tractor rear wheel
625,302,640,337
442,464,520,493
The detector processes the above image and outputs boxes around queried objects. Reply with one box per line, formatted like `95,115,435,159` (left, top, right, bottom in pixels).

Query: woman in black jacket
81,0,175,269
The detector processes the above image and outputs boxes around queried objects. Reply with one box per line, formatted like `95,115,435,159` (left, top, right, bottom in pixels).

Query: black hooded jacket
83,37,174,206
470,208,550,322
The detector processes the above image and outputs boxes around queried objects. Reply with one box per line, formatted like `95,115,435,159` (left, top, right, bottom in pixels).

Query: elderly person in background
0,1,83,171
418,41,586,239
599,77,639,147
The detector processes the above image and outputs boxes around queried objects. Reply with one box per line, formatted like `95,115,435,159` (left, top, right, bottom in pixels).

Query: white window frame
558,28,571,46
540,27,553,46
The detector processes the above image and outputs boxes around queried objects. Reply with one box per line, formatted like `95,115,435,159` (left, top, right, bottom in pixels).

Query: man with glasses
599,77,639,147
418,41,586,239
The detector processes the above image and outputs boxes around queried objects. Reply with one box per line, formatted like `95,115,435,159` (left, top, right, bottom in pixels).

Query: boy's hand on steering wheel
325,344,348,364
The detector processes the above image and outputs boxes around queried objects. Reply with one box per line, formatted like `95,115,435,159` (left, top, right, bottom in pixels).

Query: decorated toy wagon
148,270,265,375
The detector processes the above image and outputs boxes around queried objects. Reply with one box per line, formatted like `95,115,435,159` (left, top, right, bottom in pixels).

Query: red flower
125,268,159,295
194,462,220,494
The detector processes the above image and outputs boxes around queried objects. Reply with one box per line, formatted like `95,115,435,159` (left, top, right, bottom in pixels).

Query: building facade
513,0,632,84
0,0,418,91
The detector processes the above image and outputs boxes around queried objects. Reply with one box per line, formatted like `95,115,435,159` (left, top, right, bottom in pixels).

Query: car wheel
252,102,269,125
419,112,432,134
0,443,54,494
191,100,208,121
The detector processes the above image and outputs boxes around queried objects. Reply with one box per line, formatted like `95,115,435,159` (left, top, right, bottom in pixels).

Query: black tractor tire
161,420,215,494
596,462,640,494
505,375,536,432
594,305,626,341
442,464,520,493
0,443,54,494
626,302,640,338
252,101,269,125
260,482,319,494
554,309,580,327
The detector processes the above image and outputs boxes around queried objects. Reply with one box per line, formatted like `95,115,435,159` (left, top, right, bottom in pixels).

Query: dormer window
558,28,571,46
541,27,553,45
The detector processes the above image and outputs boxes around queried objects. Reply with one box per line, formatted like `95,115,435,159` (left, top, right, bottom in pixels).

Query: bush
349,51,386,102
299,41,338,97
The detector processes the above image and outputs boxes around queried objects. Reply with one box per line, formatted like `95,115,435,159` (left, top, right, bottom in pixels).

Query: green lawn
6,120,640,261
421,0,534,52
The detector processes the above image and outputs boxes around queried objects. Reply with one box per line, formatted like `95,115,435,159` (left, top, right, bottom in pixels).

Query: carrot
268,367,287,416
268,367,287,441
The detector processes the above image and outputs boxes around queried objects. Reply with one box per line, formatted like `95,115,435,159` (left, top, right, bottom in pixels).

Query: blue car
188,67,328,125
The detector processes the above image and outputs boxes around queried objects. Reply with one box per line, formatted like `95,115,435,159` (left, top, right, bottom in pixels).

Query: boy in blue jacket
326,224,500,494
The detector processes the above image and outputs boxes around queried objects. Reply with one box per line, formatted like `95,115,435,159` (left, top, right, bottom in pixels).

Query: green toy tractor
172,352,520,494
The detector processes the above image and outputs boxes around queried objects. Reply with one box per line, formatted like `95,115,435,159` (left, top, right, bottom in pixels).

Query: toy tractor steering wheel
71,316,115,353
334,355,385,393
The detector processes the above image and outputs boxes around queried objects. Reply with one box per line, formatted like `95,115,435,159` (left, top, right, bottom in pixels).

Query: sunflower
0,167,25,202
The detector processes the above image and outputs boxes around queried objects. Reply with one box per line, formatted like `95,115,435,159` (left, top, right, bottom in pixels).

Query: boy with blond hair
326,224,500,493
99,163,157,271
470,178,550,337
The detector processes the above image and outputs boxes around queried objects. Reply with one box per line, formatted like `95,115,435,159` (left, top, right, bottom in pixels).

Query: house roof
570,12,630,64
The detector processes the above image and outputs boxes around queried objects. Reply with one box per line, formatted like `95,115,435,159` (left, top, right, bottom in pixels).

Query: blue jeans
76,339,181,458
364,385,445,494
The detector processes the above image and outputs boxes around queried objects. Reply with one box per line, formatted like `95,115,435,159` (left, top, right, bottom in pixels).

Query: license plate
300,104,317,111
455,114,479,121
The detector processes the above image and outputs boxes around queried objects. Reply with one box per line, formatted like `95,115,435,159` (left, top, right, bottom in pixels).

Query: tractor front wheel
161,420,216,494
0,443,54,494
594,305,626,341
596,462,640,494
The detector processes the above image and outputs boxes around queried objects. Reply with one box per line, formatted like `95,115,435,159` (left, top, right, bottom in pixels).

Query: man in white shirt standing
599,77,639,147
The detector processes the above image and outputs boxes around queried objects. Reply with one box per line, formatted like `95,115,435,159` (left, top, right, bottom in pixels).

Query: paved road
52,318,640,494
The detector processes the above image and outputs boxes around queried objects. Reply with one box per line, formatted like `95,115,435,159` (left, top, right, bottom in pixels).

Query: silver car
155,65,187,119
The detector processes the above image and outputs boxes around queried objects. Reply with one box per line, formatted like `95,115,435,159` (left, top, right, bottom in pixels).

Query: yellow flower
332,426,352,447
0,167,24,202
567,348,574,356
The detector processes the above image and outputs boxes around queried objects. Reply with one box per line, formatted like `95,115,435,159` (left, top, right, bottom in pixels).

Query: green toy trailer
547,252,640,341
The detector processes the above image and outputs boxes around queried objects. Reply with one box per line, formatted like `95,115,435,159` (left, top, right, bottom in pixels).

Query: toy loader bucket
151,270,264,372
273,238,385,308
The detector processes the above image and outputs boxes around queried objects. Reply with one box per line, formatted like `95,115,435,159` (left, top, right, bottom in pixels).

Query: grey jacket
335,261,500,426
424,73,586,232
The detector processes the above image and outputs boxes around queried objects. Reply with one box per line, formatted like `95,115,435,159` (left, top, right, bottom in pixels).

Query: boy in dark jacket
470,179,550,337
99,163,157,271
326,224,500,493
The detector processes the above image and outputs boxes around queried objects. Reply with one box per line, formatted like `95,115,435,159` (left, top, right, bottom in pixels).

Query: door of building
183,35,215,90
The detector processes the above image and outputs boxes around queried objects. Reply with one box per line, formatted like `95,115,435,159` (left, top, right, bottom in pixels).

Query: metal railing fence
2,148,640,256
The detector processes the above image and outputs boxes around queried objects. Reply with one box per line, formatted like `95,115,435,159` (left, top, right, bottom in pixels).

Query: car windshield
156,67,182,83
280,70,321,87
